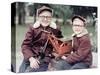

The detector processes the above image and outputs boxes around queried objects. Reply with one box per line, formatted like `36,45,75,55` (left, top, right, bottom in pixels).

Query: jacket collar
72,28,88,37
33,21,57,29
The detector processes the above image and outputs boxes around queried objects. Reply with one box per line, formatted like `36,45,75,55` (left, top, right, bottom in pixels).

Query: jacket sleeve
21,26,36,60
66,37,91,63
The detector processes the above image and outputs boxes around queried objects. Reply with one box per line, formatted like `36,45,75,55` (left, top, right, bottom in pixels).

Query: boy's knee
19,60,30,73
71,63,89,69
50,59,70,70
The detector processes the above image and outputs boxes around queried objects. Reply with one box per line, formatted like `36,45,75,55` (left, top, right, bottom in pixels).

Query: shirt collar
72,28,88,37
33,21,57,29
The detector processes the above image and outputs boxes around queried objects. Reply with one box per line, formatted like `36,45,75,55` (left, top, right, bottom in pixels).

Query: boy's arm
65,37,92,63
21,26,36,61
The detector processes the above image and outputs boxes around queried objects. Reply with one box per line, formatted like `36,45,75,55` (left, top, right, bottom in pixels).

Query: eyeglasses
72,24,84,27
39,16,52,19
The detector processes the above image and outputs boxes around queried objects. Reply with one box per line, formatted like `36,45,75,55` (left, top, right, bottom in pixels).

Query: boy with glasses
52,15,92,70
19,5,63,72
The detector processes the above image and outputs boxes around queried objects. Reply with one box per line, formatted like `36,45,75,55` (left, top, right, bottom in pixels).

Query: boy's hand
61,56,67,60
29,57,40,69
52,52,59,57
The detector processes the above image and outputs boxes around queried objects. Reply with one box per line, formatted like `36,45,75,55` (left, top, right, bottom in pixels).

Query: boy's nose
44,17,47,20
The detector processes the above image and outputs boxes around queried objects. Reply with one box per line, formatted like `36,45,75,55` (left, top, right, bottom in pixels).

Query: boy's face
38,11,52,27
72,18,85,35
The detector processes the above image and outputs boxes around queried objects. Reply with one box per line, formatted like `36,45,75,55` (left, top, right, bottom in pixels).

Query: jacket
66,29,92,66
21,24,63,63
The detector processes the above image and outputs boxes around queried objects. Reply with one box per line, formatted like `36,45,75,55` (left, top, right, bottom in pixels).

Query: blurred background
11,2,97,72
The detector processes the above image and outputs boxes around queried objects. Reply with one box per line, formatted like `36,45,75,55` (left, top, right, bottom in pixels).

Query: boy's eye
73,25,84,27
39,16,52,19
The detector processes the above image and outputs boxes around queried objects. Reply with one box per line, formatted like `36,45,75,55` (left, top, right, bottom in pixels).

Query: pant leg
71,62,89,69
51,59,72,70
19,59,30,73
36,63,48,72
25,62,49,72
19,59,48,73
